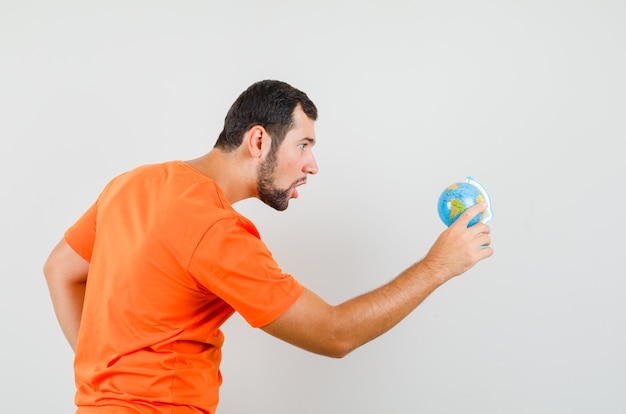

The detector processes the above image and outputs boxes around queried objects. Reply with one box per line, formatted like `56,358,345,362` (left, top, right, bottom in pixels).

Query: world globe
437,177,493,227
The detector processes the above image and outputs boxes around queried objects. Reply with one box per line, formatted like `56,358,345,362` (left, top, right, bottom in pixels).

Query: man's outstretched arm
262,203,493,358
43,238,89,351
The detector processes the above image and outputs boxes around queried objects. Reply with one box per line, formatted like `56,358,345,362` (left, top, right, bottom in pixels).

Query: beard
257,154,299,211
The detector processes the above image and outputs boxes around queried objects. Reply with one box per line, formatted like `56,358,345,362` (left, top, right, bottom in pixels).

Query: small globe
437,178,492,227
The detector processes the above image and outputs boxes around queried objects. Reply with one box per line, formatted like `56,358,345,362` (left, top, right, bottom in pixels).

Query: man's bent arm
43,238,89,351
262,203,493,358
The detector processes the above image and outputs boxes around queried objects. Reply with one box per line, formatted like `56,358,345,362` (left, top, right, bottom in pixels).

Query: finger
471,223,491,238
453,202,487,228
475,233,493,255
477,244,494,259
475,233,491,247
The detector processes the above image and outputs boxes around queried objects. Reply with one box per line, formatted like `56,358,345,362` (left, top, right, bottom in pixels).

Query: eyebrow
301,137,316,145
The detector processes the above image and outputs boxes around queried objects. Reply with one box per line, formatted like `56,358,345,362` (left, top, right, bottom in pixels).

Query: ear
245,126,272,159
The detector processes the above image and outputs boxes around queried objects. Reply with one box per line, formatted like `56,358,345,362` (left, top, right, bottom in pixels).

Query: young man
44,80,492,413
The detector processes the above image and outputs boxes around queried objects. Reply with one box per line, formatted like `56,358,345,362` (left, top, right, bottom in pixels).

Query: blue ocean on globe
437,177,493,227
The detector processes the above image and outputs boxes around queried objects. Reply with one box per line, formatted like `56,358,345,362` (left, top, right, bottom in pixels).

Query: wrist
412,258,449,288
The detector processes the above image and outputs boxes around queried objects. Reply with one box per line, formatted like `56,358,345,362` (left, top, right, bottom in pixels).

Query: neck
185,148,257,205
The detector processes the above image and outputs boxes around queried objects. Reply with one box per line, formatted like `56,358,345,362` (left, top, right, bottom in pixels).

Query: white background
1,1,625,413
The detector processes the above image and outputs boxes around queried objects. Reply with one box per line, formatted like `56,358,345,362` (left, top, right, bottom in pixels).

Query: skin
44,239,88,351
44,104,492,356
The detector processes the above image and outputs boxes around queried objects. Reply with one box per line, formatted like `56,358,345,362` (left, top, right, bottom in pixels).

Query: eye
298,138,316,151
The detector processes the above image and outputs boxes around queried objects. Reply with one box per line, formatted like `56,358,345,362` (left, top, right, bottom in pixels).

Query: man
44,80,492,413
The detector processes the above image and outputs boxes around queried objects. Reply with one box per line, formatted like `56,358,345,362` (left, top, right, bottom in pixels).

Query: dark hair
214,80,318,152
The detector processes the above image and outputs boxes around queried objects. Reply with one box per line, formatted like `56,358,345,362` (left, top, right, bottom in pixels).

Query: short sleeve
64,201,97,263
188,216,303,328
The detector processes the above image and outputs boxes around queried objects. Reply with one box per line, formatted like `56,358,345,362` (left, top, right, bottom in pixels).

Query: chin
273,202,289,212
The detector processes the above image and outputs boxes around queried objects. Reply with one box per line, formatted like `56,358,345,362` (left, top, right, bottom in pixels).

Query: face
257,106,318,211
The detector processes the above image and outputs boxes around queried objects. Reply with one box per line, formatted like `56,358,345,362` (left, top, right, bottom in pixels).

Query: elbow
326,346,352,359
314,345,351,359
43,256,55,283
320,327,362,359
43,254,65,285
320,343,351,359
296,328,358,359
42,239,90,286
43,245,63,283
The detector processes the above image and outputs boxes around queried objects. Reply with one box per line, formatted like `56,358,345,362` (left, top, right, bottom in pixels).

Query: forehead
287,106,316,141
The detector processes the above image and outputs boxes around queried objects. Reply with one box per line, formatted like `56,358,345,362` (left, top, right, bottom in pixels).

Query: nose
304,153,319,175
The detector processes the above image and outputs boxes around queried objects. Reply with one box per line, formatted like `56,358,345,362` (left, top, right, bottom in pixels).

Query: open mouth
292,178,307,198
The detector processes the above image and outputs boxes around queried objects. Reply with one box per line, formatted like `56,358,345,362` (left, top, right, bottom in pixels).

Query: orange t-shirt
64,161,304,414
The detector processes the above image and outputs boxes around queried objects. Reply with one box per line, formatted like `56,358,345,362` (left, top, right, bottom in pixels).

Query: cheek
276,153,298,174
274,148,305,179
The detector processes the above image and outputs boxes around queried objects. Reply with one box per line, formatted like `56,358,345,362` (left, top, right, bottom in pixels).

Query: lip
292,178,307,198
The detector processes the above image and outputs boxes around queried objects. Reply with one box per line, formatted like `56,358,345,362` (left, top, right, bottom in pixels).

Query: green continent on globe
449,199,466,221
438,182,485,226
